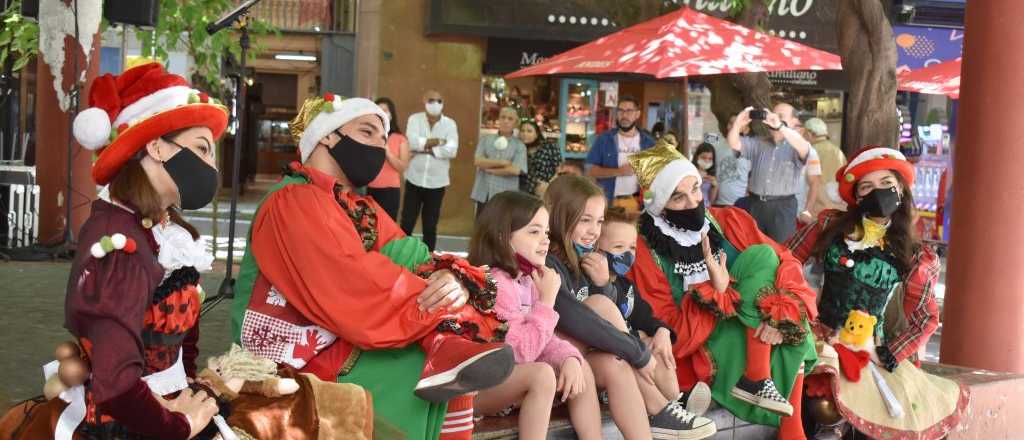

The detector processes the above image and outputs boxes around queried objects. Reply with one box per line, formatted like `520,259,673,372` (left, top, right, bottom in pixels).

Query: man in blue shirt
586,95,656,213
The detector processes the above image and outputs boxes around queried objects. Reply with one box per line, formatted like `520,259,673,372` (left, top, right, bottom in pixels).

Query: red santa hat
835,146,916,206
73,63,229,185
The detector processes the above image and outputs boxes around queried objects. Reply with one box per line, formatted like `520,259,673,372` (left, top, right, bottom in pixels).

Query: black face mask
328,133,386,188
662,201,706,231
858,186,902,218
163,144,218,210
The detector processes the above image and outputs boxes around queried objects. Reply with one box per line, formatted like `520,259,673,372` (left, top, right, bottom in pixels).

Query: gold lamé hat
627,137,686,189
289,96,329,142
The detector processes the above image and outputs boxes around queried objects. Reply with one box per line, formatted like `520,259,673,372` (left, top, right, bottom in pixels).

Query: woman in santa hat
0,63,226,439
787,146,968,439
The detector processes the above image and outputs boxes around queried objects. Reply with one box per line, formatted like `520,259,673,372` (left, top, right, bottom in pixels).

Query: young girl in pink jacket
469,191,603,440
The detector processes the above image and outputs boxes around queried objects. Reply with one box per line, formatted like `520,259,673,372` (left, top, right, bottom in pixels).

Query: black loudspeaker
20,0,37,18
19,0,158,27
104,0,159,27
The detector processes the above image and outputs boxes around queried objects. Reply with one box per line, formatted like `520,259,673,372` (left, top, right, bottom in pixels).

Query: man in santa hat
231,94,513,439
626,139,819,439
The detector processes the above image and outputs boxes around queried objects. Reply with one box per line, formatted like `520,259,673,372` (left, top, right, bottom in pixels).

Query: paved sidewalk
0,261,235,406
0,256,944,408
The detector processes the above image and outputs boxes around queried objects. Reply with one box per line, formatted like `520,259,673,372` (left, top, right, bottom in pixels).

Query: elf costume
230,95,513,439
787,146,968,439
0,63,227,440
625,140,817,439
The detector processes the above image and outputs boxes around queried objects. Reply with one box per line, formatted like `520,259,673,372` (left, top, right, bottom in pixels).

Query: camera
749,109,767,120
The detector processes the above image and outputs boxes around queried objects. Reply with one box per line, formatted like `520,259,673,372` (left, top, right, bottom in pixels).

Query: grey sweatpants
747,195,798,243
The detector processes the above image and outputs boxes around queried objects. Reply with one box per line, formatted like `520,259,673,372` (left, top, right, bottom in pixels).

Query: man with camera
727,103,812,243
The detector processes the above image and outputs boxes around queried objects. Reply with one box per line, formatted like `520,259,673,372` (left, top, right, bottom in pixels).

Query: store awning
898,58,961,99
505,7,843,80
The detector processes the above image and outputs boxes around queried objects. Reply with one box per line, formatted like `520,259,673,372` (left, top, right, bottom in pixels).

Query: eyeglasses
427,98,443,104
616,108,639,114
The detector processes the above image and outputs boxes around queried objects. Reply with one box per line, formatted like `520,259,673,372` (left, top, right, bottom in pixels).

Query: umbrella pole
680,78,689,155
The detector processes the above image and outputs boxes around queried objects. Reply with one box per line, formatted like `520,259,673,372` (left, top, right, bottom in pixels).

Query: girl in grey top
544,175,716,439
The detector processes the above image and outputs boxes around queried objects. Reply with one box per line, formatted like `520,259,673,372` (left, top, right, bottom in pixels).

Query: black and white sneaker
730,376,793,417
676,381,712,416
649,401,717,440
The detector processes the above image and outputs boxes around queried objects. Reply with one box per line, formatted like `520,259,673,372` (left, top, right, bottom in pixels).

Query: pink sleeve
537,333,584,372
493,270,562,364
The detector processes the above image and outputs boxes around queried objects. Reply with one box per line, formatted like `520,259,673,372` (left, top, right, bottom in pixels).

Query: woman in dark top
2,64,225,440
692,142,718,205
518,120,563,197
544,176,717,439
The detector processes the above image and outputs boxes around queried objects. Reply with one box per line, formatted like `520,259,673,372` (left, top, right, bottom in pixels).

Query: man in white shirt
401,90,459,251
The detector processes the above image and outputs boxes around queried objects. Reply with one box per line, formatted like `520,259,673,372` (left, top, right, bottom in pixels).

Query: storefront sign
675,0,816,18
427,0,620,43
676,0,840,53
767,69,849,90
893,25,963,72
484,38,580,74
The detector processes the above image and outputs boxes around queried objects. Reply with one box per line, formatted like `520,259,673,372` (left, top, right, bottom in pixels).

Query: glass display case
256,118,298,174
559,79,599,159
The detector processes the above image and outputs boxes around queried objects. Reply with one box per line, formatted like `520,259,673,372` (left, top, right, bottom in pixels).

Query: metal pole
63,0,81,252
217,18,249,301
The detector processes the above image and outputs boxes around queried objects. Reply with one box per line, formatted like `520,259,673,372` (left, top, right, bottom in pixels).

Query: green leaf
13,54,31,71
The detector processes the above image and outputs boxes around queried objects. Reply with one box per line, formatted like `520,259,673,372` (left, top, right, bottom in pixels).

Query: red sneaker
414,334,513,403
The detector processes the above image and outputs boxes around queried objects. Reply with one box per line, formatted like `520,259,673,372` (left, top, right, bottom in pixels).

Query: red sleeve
786,209,843,263
885,247,941,363
182,324,199,377
251,184,440,349
711,207,818,321
67,251,189,439
98,380,191,440
630,239,718,359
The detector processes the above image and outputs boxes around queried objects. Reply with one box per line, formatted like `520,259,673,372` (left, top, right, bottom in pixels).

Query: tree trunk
837,0,899,155
35,35,99,245
707,0,773,135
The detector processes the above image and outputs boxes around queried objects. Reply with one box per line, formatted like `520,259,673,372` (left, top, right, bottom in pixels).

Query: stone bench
472,404,777,439
473,363,1024,439
922,363,1024,440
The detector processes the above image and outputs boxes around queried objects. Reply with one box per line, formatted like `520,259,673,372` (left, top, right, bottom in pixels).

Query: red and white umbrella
898,58,961,99
506,7,842,79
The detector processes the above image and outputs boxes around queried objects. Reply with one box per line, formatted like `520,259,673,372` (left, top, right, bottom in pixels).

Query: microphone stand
202,3,258,316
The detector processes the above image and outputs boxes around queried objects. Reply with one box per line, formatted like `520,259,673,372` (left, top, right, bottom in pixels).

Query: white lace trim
651,215,709,247
151,222,214,280
652,215,713,288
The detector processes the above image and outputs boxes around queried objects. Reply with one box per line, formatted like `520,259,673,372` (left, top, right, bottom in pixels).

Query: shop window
479,75,560,142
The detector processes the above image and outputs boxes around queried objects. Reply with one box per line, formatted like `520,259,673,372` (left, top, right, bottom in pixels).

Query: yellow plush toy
838,309,878,349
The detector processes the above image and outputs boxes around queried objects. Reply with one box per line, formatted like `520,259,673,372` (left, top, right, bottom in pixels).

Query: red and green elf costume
230,96,510,439
626,142,818,439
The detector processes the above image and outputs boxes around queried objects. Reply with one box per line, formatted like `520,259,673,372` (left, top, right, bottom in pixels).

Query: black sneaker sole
413,345,514,403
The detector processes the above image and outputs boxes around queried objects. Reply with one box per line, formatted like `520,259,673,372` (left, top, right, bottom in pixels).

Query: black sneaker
649,401,717,440
676,381,712,416
730,376,793,417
